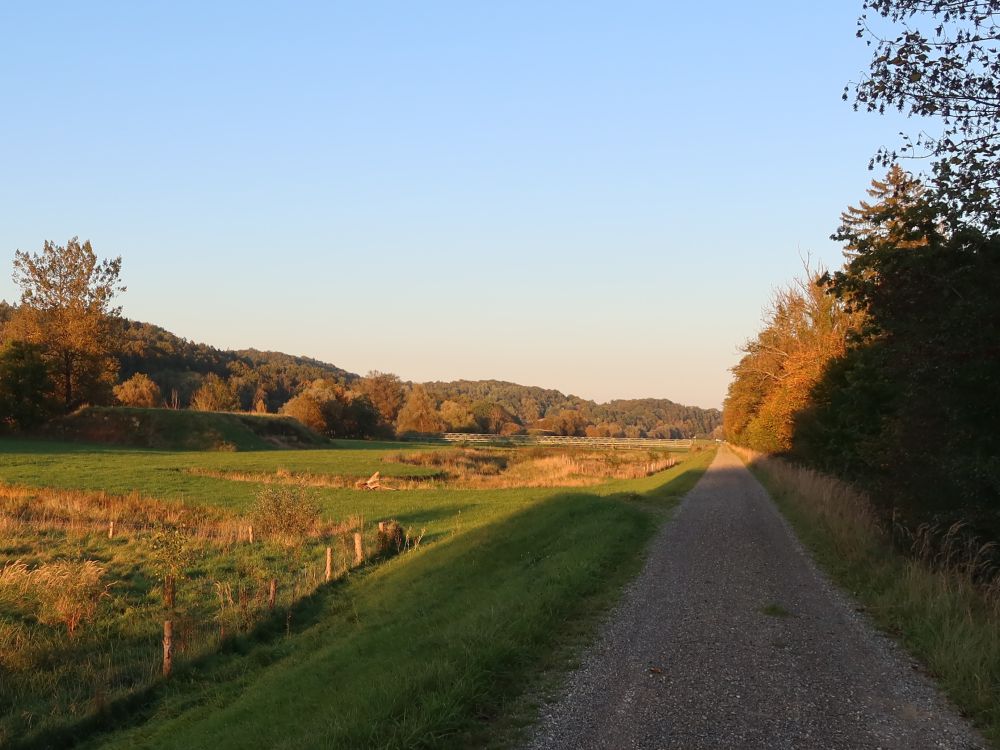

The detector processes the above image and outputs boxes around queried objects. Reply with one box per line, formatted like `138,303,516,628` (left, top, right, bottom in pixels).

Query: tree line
725,0,1000,539
0,244,721,440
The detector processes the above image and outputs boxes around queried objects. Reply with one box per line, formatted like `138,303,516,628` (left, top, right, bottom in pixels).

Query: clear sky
0,2,912,409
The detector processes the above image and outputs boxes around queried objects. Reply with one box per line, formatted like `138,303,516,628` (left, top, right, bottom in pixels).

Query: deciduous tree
190,373,239,412
280,391,326,433
280,379,381,438
723,265,861,453
395,385,445,435
849,0,1000,223
438,399,476,432
357,371,406,425
9,238,125,409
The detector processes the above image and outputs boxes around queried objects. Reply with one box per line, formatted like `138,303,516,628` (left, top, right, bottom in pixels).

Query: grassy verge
1,440,714,748
732,445,1000,747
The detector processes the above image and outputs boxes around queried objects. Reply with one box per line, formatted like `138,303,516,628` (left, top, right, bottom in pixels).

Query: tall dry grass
185,467,434,491
0,484,242,541
388,447,678,489
185,448,679,491
0,483,361,545
0,481,411,747
0,559,111,636
731,444,1000,743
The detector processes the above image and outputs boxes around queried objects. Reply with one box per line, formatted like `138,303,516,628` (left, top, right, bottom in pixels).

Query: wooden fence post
325,547,332,581
164,574,175,609
268,578,277,610
162,620,173,677
353,532,363,566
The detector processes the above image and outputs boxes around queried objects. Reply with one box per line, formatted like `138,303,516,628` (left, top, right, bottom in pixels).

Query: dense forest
117,320,354,412
0,290,720,441
423,380,720,438
724,167,1000,538
724,0,1000,541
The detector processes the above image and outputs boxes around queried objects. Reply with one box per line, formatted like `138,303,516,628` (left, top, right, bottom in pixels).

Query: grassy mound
43,406,328,451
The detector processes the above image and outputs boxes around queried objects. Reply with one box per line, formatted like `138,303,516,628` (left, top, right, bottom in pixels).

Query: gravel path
525,446,986,749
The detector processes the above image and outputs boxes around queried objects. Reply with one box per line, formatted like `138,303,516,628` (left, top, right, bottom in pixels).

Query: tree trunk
63,351,73,410
164,574,175,609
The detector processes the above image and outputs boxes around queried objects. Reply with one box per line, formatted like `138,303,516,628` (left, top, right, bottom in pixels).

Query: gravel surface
525,446,986,749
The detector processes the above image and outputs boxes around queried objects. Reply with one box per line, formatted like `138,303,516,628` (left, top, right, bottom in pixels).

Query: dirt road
526,446,984,749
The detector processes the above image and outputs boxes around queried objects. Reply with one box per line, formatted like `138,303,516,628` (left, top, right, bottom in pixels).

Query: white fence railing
409,433,693,451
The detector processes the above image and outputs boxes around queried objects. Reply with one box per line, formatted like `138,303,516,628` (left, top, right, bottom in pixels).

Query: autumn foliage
726,167,1000,538
113,373,161,408
723,271,860,453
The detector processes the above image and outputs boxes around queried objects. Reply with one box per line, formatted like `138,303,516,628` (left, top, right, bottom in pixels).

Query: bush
114,372,162,407
376,520,406,556
190,373,239,412
249,486,321,543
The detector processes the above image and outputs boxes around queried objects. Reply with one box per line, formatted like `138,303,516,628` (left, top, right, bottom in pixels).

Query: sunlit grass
0,437,715,748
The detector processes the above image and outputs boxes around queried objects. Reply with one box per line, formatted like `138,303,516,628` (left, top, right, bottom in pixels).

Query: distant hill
422,380,721,438
111,320,720,438
117,320,357,411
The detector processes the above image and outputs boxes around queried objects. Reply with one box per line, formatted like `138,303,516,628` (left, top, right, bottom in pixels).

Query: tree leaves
851,0,1000,227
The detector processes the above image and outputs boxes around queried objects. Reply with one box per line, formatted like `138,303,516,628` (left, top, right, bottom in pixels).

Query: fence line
408,433,693,451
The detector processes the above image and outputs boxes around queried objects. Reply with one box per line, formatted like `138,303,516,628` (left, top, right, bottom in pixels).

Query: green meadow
0,438,714,748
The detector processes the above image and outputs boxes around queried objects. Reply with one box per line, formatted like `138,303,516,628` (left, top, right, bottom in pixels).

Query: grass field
0,437,715,749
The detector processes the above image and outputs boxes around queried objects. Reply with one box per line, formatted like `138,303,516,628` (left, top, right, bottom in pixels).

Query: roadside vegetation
0,439,714,748
723,0,1000,544
722,3,1000,739
734,445,1000,745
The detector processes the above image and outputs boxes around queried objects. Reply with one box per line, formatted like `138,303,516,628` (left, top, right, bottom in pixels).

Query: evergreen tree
0,341,55,430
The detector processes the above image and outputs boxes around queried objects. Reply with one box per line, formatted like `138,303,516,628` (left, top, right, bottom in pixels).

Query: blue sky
0,2,913,408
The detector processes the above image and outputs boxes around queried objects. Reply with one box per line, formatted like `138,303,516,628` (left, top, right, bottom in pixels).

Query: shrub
376,520,406,556
113,372,162,407
249,486,321,543
190,373,239,412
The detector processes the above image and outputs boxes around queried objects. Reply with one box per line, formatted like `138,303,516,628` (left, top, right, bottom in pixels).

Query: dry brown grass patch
385,447,678,489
